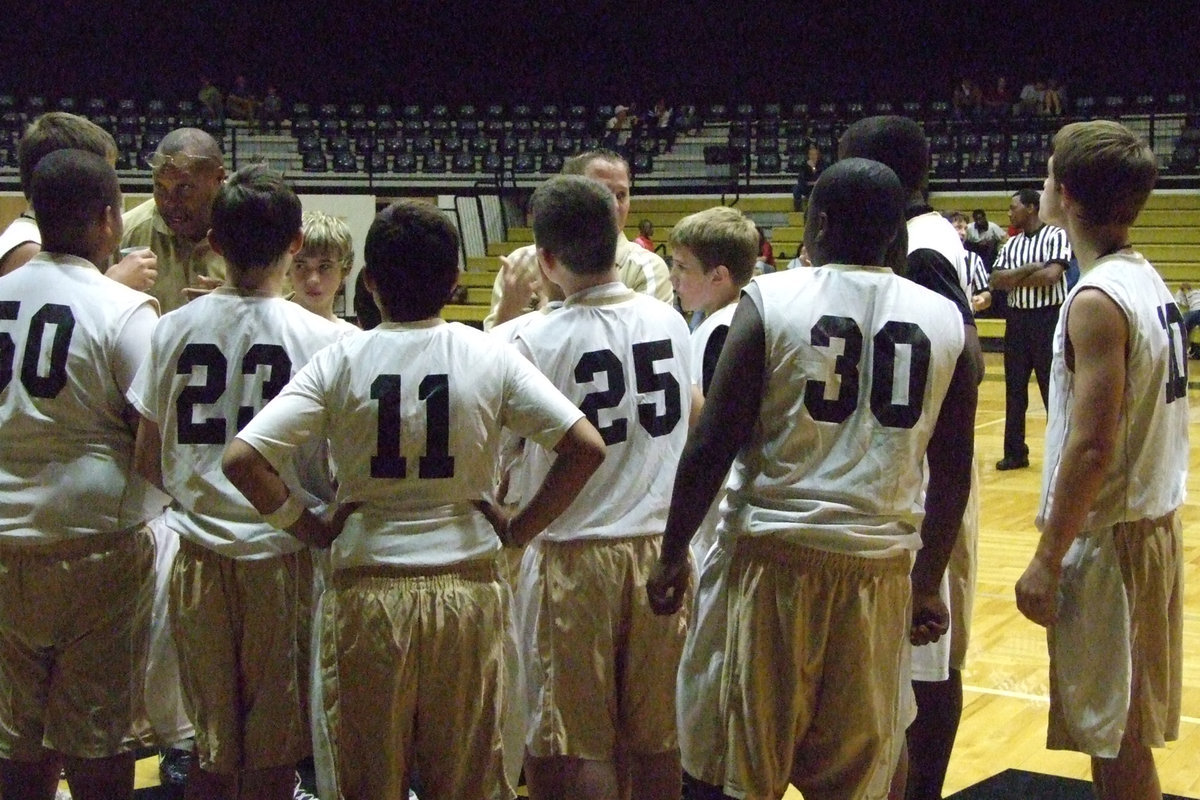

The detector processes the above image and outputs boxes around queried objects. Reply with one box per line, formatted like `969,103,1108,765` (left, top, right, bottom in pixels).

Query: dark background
1,1,1192,106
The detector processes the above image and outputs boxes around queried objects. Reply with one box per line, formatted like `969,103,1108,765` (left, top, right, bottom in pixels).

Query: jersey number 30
805,315,932,429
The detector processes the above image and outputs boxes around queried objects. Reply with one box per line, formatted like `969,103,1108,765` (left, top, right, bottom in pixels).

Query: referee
988,188,1072,470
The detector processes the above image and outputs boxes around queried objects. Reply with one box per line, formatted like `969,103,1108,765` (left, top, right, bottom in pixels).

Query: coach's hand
646,551,690,616
107,248,158,292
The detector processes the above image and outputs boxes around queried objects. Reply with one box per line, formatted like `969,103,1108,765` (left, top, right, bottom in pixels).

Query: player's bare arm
483,417,606,547
1016,288,1127,627
911,346,976,644
647,296,765,615
132,415,166,493
222,438,357,549
0,241,40,276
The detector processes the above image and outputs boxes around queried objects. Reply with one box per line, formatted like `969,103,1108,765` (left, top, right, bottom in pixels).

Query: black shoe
996,455,1030,471
158,747,193,787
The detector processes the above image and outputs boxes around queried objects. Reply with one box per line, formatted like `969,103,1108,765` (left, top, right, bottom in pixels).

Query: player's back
723,266,965,557
515,282,692,540
0,253,160,539
130,288,344,558
265,319,579,570
1040,252,1189,529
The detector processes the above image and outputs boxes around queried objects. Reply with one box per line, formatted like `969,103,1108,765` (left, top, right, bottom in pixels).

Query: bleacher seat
393,152,417,173
789,102,809,120
761,103,782,121
511,103,532,120
555,135,578,155
113,150,132,170
292,102,312,121
525,135,547,155
540,153,564,173
85,97,107,117
632,152,653,175
1103,96,1127,116
26,96,47,116
138,149,157,169
413,135,435,154
375,117,398,135
736,103,756,121
513,118,534,137
373,104,394,121
499,134,519,155
115,132,136,152
365,151,388,173
354,133,375,154
332,151,357,173
513,153,536,173
469,134,492,155
318,103,340,119
384,134,407,154
931,152,959,179
485,103,505,121
901,100,922,117
1169,144,1198,174
319,118,341,138
757,153,782,174
756,136,779,155
581,134,602,152
482,152,503,172
142,132,164,152
423,153,447,173
348,118,370,136
55,97,77,113
873,101,895,116
297,133,321,154
0,95,15,113
328,136,350,154
441,134,463,153
456,104,476,120
706,104,729,123
1165,93,1190,113
450,152,474,173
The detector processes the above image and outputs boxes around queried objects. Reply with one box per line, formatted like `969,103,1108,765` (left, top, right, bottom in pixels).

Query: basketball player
0,149,160,800
223,199,605,800
129,165,346,800
289,211,358,332
648,159,975,800
838,115,984,800
510,175,696,800
484,149,672,329
1016,121,1186,800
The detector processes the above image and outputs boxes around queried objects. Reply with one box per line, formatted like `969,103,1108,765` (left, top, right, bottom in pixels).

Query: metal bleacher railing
1,93,1198,195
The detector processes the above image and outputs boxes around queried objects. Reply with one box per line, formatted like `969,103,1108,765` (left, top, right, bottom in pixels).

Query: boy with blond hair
129,165,346,800
1016,120,1186,800
289,210,358,332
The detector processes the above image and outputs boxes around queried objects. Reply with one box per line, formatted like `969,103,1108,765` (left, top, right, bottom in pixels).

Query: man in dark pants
988,188,1072,470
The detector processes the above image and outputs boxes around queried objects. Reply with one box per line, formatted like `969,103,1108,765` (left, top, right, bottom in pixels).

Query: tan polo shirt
120,198,226,314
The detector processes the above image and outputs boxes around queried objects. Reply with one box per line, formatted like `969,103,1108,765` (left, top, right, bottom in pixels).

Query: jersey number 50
0,302,75,399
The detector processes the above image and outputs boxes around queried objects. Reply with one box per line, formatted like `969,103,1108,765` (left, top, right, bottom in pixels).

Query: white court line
963,684,1200,726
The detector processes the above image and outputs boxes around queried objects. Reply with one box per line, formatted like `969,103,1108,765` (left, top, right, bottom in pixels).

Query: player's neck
1022,218,1044,236
227,262,286,296
558,267,619,297
702,291,741,317
1069,222,1133,271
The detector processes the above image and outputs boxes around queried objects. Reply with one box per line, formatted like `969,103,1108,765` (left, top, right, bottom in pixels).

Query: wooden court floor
123,355,1199,798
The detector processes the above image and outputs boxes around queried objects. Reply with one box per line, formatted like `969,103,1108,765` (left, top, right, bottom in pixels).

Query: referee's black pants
1002,304,1060,460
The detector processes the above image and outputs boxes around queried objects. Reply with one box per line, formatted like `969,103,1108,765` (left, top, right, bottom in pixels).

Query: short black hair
529,175,618,275
352,269,382,329
1014,188,1041,209
30,149,119,252
805,157,905,267
209,165,301,271
363,201,460,321
837,115,929,193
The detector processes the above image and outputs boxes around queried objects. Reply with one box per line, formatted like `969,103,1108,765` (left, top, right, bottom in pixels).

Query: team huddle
0,114,1185,800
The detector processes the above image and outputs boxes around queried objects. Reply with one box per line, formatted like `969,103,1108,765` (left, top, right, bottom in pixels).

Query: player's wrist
263,492,305,530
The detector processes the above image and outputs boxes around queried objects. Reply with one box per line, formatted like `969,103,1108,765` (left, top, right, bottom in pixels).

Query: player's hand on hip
646,552,690,616
1015,554,1059,627
910,587,950,645
474,499,516,547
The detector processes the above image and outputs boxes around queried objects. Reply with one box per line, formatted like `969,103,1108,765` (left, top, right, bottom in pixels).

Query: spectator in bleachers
1017,80,1046,116
635,219,655,250
261,85,284,133
1043,77,1065,115
754,225,775,273
983,76,1013,117
964,208,1008,265
952,77,983,118
199,76,223,121
226,75,258,128
483,149,672,329
651,98,676,151
121,128,227,313
791,143,826,211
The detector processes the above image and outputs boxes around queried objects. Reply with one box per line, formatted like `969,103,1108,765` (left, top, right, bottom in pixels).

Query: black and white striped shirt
992,224,1072,309
966,249,989,296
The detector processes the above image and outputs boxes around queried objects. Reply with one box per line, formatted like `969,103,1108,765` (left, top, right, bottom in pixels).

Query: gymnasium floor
114,353,1199,799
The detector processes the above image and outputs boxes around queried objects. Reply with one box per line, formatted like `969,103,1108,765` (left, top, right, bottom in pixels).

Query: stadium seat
26,96,47,115
297,133,321,153
540,153,564,173
706,103,729,123
393,152,417,173
513,119,534,137
482,152,503,172
56,97,77,113
373,104,394,122
441,134,463,153
292,102,312,121
142,132,164,152
85,97,108,117
513,153,536,173
332,151,357,173
756,153,781,174
580,134,602,152
365,151,389,173
384,135,407,154
736,103,756,121
499,134,519,155
423,153,447,173
348,118,370,136
375,118,397,136
430,104,449,120
404,117,426,134
319,118,341,138
789,102,809,120
451,152,475,173
469,134,492,155
512,103,533,120
485,103,505,120
328,136,351,153
555,135,579,155
1169,144,1198,174
755,136,779,155
456,104,477,120
525,135,547,154
412,135,435,154
318,103,340,119
632,152,653,174
354,134,375,153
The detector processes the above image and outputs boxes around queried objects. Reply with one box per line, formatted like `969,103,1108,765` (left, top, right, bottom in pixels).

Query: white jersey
723,266,964,557
513,282,693,541
128,289,347,559
236,319,583,569
1037,252,1189,530
908,211,971,301
0,214,40,265
0,253,162,541
689,302,736,561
